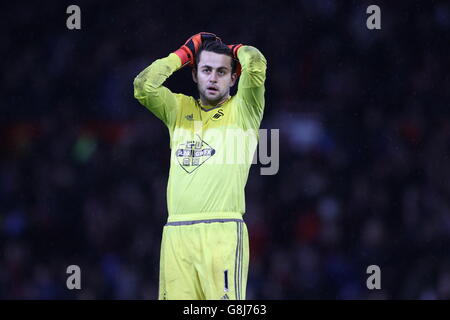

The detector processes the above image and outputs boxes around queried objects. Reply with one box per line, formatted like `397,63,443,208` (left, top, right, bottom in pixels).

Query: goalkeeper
133,32,267,300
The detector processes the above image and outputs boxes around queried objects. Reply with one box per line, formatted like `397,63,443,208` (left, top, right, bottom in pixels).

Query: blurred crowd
1,0,450,299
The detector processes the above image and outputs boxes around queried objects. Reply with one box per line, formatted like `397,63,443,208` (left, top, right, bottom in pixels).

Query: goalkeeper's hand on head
174,32,222,67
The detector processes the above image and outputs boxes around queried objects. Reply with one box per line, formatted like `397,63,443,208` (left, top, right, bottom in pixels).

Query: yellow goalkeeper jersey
133,46,266,222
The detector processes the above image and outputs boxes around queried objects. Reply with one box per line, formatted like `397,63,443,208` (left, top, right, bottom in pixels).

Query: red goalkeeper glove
227,44,244,76
174,32,222,67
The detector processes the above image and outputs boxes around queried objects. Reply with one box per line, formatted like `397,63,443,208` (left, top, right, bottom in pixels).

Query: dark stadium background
1,0,450,299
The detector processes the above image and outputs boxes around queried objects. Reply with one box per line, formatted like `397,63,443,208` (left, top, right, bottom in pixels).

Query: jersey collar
197,95,232,112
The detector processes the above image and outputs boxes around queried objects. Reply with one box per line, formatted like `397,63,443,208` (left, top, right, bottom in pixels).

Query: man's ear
230,72,238,87
192,68,198,83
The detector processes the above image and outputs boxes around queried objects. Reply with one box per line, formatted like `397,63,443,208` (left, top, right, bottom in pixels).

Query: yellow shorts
158,218,249,300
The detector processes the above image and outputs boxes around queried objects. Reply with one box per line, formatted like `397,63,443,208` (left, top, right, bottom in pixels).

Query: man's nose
208,71,218,82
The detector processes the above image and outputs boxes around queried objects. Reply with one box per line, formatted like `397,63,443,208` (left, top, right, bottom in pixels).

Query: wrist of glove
227,44,243,59
227,44,244,76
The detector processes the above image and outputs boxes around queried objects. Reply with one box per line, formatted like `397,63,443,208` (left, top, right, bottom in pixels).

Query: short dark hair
195,41,237,74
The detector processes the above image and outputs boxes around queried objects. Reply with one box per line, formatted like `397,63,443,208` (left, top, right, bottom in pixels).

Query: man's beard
200,87,226,106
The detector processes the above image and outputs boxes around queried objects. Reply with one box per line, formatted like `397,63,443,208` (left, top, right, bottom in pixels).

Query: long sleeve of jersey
235,46,267,130
133,53,182,132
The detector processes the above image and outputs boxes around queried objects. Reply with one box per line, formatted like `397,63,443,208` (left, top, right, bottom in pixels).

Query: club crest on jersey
211,109,224,121
175,137,216,173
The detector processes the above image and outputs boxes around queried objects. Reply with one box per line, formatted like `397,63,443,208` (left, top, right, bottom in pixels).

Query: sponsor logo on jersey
211,109,224,121
175,136,216,173
185,113,194,121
